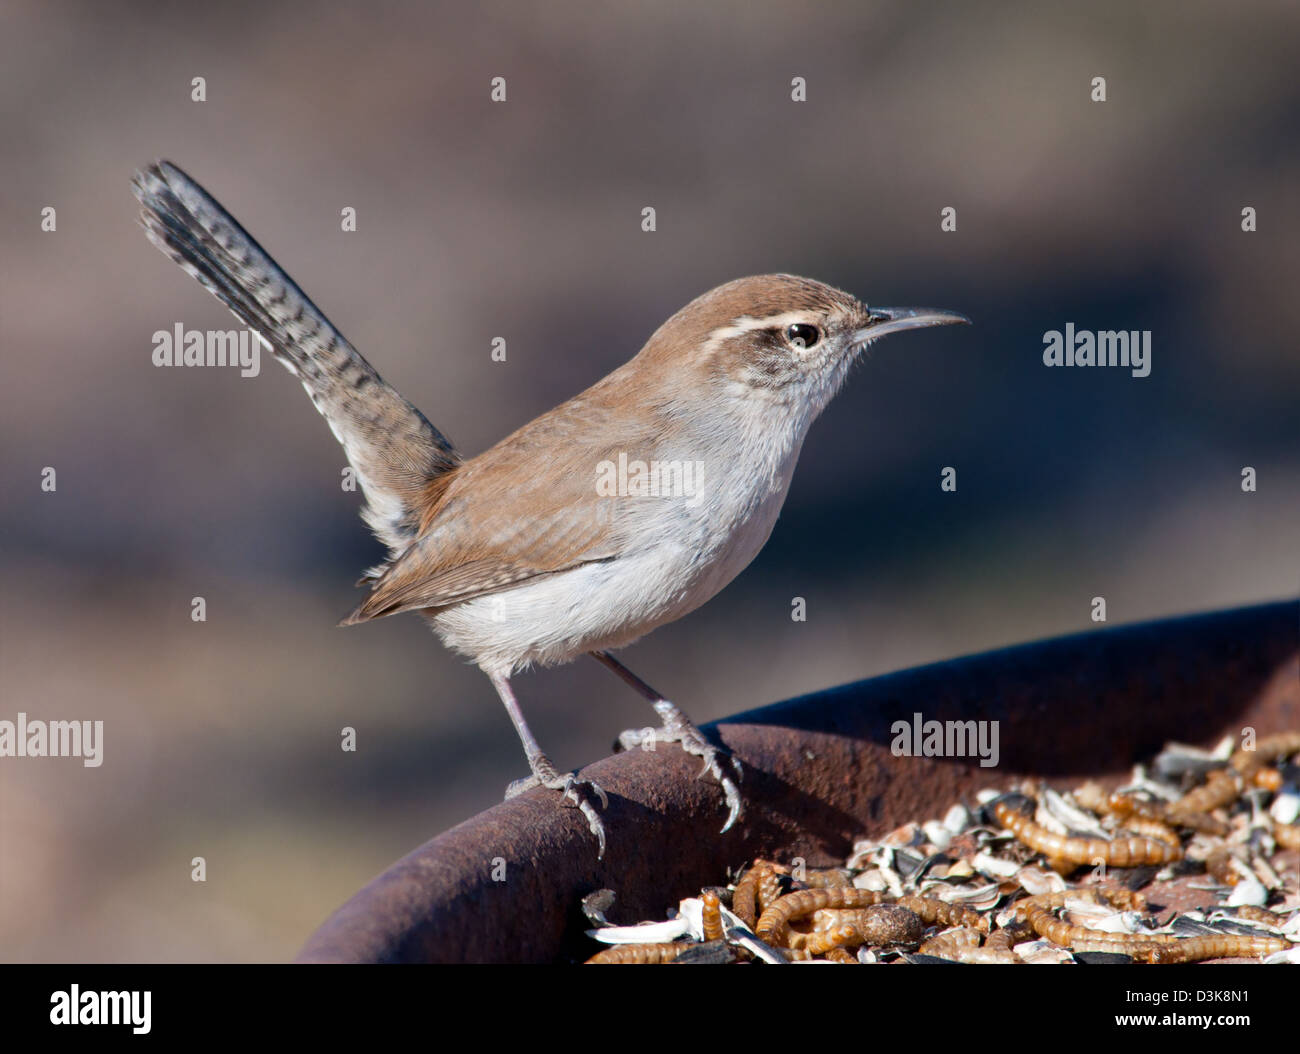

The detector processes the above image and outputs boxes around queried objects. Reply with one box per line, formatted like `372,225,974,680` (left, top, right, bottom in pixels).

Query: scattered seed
578,731,1298,965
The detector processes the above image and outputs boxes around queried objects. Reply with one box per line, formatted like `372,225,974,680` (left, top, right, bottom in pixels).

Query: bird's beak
853,306,970,345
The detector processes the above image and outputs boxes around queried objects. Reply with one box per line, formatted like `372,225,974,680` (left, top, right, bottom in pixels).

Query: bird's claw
506,768,608,858
618,700,744,832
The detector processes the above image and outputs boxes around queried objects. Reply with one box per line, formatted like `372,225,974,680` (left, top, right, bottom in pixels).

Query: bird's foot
507,756,609,859
618,700,744,832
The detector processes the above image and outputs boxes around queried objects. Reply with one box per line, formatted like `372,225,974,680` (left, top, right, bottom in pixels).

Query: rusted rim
297,601,1298,963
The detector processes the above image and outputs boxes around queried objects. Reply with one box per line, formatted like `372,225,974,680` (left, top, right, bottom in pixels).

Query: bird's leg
490,672,608,858
591,650,743,832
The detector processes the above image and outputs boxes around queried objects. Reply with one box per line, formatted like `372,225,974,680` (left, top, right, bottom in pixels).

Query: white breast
432,392,809,675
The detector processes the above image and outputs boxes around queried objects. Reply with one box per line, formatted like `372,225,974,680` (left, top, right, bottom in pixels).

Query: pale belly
430,445,798,675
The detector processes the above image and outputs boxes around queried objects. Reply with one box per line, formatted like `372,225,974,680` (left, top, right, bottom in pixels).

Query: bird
131,160,969,857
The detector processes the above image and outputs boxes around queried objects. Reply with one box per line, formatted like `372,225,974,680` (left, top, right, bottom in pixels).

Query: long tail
131,160,459,555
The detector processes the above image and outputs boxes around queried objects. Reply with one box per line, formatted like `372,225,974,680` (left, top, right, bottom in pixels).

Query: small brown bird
132,161,968,856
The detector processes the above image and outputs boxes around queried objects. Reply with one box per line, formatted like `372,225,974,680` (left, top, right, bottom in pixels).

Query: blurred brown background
1,0,1297,961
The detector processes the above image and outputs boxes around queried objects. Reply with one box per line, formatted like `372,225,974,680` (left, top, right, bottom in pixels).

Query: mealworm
585,942,686,964
795,904,924,956
994,800,1181,869
1169,768,1241,817
959,947,1022,964
758,866,787,914
919,926,982,960
1100,792,1157,820
1274,821,1300,850
1071,782,1108,813
1205,847,1243,886
985,918,1036,950
810,908,847,932
701,889,723,942
1020,900,1175,946
1078,787,1141,820
1230,731,1300,776
1251,767,1283,792
732,860,783,927
1010,888,1146,919
803,923,864,957
731,864,761,927
1020,901,1290,963
824,947,857,964
1113,815,1181,846
756,888,886,946
800,867,854,888
1141,934,1291,964
1103,791,1226,836
895,894,989,933
1232,904,1288,927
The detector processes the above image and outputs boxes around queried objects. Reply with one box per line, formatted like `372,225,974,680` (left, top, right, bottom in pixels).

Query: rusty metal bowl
297,600,1299,963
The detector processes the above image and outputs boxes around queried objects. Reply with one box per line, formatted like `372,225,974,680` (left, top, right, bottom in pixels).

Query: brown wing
340,385,656,624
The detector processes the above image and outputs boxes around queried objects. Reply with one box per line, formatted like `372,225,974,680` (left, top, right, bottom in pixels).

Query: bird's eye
786,323,820,349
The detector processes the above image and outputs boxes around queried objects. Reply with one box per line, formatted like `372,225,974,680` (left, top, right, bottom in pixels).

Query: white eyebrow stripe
702,310,827,353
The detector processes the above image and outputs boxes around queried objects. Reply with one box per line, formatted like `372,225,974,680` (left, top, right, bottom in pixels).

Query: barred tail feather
132,160,458,553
